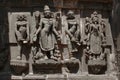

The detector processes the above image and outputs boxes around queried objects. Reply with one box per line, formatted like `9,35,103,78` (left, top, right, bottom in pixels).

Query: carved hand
32,35,37,42
71,37,76,42
23,40,28,44
57,35,61,40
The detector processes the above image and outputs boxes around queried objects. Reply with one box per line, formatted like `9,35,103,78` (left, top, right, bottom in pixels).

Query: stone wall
112,0,120,79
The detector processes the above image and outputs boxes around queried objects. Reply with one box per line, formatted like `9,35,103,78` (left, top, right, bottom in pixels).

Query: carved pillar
112,0,120,79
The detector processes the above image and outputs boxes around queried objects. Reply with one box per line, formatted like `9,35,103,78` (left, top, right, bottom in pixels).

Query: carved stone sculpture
62,10,81,59
31,11,41,61
7,4,117,79
89,23,103,60
15,14,30,60
84,17,91,45
33,5,60,61
100,19,107,43
34,11,41,29
83,12,109,74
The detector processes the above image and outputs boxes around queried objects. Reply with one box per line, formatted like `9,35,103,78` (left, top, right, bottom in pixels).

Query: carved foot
64,59,70,61
39,58,44,61
35,52,44,59
16,56,21,60
44,55,48,60
22,73,26,77
51,56,58,61
70,57,76,60
28,72,33,75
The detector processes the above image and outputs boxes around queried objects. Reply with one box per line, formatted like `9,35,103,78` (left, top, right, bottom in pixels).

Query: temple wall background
112,0,120,79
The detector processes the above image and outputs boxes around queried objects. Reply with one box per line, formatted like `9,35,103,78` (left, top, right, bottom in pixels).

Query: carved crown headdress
44,5,51,12
91,11,98,18
67,10,74,15
17,15,27,21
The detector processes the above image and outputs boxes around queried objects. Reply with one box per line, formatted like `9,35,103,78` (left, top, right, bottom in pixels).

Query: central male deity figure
63,10,81,59
33,5,60,60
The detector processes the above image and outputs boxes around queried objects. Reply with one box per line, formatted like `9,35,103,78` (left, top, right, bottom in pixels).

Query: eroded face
92,16,99,23
35,11,40,17
44,11,51,18
85,17,90,22
67,13,75,19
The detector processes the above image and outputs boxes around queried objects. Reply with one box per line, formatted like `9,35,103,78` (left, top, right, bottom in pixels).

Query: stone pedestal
11,74,118,80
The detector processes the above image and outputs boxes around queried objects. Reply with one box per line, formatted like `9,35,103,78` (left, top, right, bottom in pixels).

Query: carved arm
34,19,42,36
53,19,60,39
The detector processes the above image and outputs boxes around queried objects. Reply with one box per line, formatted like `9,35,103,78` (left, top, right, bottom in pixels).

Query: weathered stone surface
11,74,118,80
0,0,118,80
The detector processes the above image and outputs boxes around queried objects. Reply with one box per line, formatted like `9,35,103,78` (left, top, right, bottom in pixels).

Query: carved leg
50,50,58,61
28,49,33,75
34,48,44,60
16,44,22,60
63,46,70,60
43,51,48,60
31,46,37,61
69,42,76,59
39,53,45,61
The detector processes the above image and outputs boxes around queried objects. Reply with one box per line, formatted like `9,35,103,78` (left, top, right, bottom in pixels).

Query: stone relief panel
8,12,31,60
8,12,31,75
61,10,81,60
83,11,116,74
8,5,116,77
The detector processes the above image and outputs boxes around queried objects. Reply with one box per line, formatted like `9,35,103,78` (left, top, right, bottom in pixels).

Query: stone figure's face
69,13,73,17
93,11,98,16
35,11,40,24
44,11,51,18
92,16,99,23
68,13,75,19
67,10,75,19
85,17,90,22
35,11,40,17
